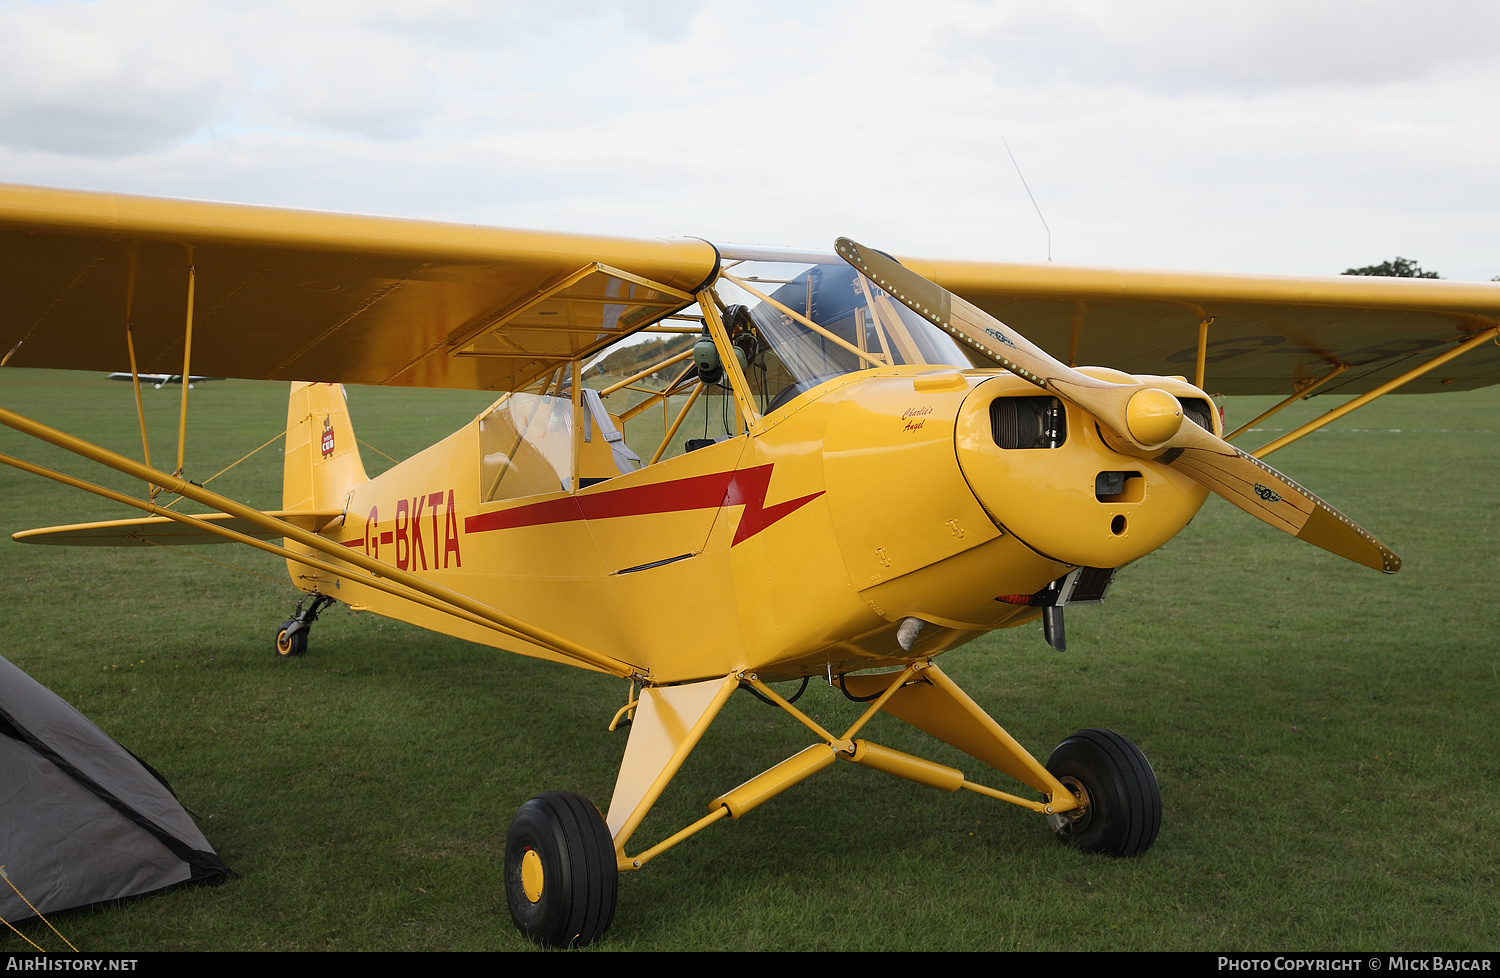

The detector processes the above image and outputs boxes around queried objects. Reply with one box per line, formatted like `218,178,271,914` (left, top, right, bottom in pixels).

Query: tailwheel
274,620,307,658
504,790,618,948
272,593,333,660
1045,728,1161,857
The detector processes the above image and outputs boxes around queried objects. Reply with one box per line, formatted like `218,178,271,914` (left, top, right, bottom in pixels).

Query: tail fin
283,382,368,514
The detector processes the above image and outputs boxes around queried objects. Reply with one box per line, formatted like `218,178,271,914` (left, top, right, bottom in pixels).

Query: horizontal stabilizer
13,510,342,547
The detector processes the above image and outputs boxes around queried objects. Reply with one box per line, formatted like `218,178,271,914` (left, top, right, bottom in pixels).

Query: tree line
1342,257,1500,281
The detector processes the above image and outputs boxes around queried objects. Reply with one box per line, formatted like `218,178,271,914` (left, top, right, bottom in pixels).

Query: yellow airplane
2,184,1497,946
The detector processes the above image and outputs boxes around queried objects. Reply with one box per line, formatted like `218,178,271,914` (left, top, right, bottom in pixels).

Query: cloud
0,1,233,157
0,0,715,153
956,0,1500,97
0,1,1495,279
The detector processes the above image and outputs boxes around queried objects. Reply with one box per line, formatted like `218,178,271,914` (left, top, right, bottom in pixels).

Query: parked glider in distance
2,184,1497,947
107,372,222,389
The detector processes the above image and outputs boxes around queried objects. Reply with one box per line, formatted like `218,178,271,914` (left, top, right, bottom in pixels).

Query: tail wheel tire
504,790,618,947
274,620,307,658
1045,728,1161,857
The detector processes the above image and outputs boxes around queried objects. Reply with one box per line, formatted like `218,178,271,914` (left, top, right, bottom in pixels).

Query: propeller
834,238,1399,574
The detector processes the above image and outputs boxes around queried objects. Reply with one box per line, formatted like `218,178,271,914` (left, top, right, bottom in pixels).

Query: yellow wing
4,182,1497,398
0,184,718,392
909,257,1500,395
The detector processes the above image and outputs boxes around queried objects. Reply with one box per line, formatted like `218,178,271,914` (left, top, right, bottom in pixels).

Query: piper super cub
2,184,1497,945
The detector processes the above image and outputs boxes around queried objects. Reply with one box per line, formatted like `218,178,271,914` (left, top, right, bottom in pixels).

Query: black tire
1045,728,1161,857
274,620,307,658
504,790,618,948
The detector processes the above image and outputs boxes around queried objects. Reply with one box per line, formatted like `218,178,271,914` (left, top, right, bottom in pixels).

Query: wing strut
1225,363,1350,441
125,323,156,493
0,404,644,680
175,262,195,478
1251,326,1500,458
123,242,155,488
2,452,528,643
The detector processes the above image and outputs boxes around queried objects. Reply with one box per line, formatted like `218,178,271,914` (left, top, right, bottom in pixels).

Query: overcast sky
1,0,1496,279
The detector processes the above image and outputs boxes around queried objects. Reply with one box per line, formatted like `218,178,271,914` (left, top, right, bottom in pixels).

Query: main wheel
1045,728,1161,856
274,620,307,658
504,790,618,947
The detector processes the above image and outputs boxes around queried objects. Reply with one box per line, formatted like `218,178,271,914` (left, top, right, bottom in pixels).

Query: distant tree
1342,257,1440,278
593,333,695,386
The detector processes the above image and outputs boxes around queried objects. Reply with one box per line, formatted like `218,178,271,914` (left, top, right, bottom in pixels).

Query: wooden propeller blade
1162,420,1400,572
835,237,1400,574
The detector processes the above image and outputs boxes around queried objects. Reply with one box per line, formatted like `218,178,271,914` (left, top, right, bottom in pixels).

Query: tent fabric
0,655,229,923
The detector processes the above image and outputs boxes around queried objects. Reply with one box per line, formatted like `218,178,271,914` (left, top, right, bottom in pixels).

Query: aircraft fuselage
286,365,1212,683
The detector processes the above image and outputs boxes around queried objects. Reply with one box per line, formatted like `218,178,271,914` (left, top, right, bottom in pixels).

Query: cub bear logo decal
1253,482,1282,503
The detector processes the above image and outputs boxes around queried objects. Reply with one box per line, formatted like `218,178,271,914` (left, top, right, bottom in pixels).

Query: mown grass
0,369,1495,951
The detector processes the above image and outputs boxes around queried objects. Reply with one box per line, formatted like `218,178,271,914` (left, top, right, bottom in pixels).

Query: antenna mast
1001,135,1051,262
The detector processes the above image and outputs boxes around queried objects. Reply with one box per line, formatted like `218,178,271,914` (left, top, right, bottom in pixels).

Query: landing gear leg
275,593,334,659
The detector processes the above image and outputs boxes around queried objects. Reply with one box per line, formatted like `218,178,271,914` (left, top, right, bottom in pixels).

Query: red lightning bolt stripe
721,464,824,545
462,464,822,546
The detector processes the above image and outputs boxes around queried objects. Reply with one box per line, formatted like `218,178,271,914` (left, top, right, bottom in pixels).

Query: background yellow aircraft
2,184,1497,946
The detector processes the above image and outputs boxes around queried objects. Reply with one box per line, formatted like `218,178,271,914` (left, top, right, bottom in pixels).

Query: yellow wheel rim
521,848,544,904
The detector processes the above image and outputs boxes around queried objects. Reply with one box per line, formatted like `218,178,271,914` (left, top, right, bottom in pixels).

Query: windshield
566,253,974,473
711,258,970,410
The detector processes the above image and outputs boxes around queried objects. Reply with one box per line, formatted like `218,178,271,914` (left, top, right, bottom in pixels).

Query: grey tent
0,655,228,923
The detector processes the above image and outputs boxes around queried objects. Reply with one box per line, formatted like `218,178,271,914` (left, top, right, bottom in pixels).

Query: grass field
0,369,1496,952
